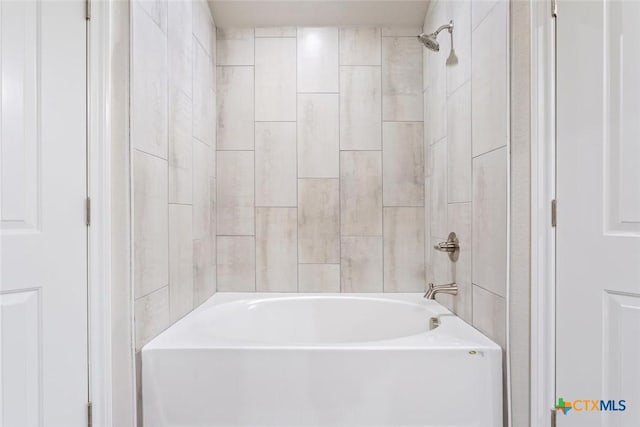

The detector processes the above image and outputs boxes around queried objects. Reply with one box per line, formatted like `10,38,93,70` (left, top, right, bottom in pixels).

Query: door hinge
552,0,558,17
551,199,557,227
87,401,93,427
551,408,557,427
85,0,91,20
86,197,91,226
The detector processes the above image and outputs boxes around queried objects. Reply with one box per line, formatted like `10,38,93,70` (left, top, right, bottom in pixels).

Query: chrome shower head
417,33,440,51
417,20,454,52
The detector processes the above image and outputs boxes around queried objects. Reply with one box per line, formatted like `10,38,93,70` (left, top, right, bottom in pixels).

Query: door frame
530,1,557,426
87,1,137,426
87,1,112,425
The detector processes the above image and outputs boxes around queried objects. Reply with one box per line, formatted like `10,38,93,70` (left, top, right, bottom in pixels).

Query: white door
556,0,640,426
0,1,88,426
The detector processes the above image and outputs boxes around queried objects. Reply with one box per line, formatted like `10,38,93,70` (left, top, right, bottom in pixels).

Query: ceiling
208,1,430,27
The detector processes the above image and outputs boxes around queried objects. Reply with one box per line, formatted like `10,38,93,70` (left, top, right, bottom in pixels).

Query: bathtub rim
143,292,502,352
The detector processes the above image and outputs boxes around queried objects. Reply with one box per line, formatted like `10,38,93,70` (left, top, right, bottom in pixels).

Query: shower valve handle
434,241,458,252
433,232,460,262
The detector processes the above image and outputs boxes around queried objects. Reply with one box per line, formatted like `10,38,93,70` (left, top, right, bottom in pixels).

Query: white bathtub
142,293,502,426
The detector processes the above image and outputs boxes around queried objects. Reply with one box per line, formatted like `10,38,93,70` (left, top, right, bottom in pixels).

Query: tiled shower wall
132,0,217,351
216,27,425,292
423,0,509,348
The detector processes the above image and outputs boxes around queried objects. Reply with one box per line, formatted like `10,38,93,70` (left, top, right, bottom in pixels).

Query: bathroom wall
423,0,508,350
131,0,217,352
215,26,425,292
423,0,529,424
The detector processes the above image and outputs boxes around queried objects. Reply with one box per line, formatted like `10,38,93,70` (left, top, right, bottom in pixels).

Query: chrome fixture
434,232,460,262
417,20,454,52
424,282,458,300
429,317,440,330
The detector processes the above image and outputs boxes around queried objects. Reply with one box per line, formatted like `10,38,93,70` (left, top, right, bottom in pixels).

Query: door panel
557,1,640,426
603,0,640,236
1,1,88,426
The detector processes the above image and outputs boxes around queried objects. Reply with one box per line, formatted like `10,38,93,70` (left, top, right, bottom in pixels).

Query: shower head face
417,21,454,52
417,33,439,52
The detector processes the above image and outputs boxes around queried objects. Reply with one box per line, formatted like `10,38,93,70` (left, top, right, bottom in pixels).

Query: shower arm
433,21,454,37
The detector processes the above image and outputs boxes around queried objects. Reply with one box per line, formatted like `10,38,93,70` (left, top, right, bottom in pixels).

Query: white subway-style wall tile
430,139,447,239
424,177,433,285
422,40,429,92
382,122,424,206
472,285,506,348
339,66,382,150
193,40,215,145
133,150,169,298
339,27,381,65
446,0,471,95
216,66,254,150
447,81,472,203
298,179,340,263
134,0,217,351
217,236,256,291
209,177,217,265
167,0,192,98
193,238,215,305
169,204,194,322
427,69,447,144
255,27,296,37
299,264,340,292
192,0,214,55
472,147,507,297
209,101,217,174
217,151,255,235
134,286,170,350
298,94,339,178
136,0,167,33
472,0,501,30
423,89,431,160
340,151,383,236
471,0,508,156
382,37,423,121
382,27,422,37
255,122,297,207
341,237,383,292
297,28,339,93
256,208,298,292
192,140,210,239
216,28,254,65
255,38,297,121
168,87,193,204
383,207,425,292
132,4,168,159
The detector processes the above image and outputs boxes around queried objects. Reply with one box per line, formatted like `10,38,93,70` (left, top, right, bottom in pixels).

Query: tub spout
424,282,458,300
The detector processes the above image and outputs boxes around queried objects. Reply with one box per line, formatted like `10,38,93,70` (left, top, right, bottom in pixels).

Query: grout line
380,27,386,293
472,282,507,300
295,28,300,292
132,147,169,162
383,120,428,124
296,92,340,95
253,29,257,292
215,64,255,68
471,143,508,159
338,26,342,292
